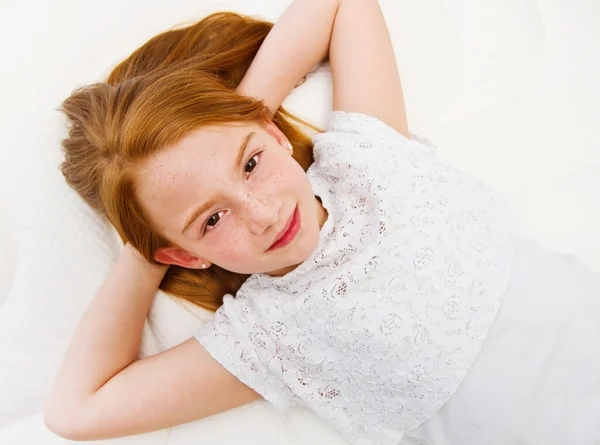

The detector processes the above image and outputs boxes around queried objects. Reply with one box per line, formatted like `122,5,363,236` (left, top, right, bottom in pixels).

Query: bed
1,0,599,443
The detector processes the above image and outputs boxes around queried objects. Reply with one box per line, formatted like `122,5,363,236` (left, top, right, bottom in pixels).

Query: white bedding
0,0,598,443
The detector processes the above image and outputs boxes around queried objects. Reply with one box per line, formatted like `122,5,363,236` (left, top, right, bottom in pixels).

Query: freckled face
136,120,325,276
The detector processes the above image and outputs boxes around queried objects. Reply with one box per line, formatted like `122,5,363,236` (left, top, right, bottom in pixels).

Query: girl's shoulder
323,110,403,138
312,111,437,161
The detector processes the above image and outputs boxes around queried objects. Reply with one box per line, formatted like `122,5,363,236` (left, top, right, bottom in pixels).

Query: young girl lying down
44,0,600,444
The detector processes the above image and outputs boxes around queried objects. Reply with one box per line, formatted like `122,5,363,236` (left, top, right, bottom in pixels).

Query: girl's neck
316,195,328,230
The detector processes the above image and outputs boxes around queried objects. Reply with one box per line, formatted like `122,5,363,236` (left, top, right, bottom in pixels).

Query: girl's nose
243,195,281,236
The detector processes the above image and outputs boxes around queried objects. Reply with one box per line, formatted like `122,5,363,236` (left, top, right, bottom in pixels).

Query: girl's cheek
264,165,285,188
215,225,245,262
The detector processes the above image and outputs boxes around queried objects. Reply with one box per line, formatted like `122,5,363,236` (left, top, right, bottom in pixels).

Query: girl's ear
262,119,288,148
153,246,211,270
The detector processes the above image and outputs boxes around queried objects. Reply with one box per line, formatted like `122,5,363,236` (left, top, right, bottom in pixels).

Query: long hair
58,12,320,312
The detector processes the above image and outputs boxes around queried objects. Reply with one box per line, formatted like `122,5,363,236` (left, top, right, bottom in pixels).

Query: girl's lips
266,205,301,251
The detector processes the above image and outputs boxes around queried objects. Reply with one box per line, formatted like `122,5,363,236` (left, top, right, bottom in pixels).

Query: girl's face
137,120,327,276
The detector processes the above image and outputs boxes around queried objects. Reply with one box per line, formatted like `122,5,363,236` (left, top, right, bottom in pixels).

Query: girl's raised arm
235,0,341,114
43,245,262,441
329,0,410,137
238,0,409,138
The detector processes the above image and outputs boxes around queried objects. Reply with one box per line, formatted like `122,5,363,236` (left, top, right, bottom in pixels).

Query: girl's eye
205,210,225,232
245,154,260,176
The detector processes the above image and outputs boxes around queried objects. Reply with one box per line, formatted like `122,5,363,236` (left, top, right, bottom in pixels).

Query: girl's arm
238,0,409,137
44,244,262,440
235,0,338,114
329,0,409,136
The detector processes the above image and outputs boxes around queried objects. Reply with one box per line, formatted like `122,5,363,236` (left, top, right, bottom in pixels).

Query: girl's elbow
44,404,87,441
44,412,77,441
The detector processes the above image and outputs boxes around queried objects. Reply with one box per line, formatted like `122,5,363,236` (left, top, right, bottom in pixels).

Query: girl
44,0,600,444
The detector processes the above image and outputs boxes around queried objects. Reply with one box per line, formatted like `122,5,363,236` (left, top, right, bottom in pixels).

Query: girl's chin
264,251,313,277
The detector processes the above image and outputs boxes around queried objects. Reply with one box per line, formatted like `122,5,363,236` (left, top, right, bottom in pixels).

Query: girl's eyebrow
180,196,219,236
180,131,255,236
235,131,255,172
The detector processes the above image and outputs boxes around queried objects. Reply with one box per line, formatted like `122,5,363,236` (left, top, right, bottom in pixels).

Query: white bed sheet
0,0,598,444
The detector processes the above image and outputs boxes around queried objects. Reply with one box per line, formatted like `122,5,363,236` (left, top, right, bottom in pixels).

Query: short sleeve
314,110,437,148
192,295,297,413
313,111,437,177
325,111,409,140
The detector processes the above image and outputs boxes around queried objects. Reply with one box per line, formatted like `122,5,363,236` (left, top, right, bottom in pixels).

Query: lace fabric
194,111,514,445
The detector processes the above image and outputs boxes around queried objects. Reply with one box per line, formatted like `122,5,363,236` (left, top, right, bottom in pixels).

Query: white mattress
0,0,598,444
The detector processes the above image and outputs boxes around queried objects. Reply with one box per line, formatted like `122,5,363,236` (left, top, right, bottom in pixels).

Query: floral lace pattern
194,111,514,445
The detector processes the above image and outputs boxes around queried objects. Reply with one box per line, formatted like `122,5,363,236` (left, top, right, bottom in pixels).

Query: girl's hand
236,0,341,113
123,242,169,278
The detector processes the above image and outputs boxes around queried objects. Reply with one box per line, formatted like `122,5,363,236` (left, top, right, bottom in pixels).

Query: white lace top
194,111,514,445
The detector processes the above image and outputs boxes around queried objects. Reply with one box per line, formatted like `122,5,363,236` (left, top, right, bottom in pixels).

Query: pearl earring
201,264,207,269
287,142,293,153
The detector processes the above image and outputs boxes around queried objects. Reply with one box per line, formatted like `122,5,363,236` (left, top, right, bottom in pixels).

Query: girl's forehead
177,122,263,149
138,122,263,196
151,123,258,168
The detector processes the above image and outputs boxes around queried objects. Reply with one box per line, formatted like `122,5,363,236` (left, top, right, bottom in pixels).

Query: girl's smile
266,204,301,252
